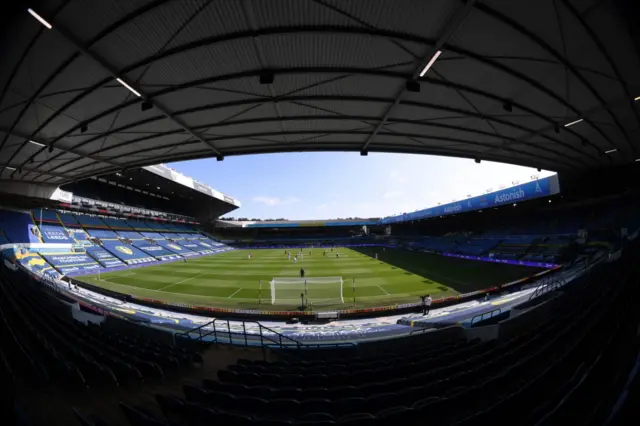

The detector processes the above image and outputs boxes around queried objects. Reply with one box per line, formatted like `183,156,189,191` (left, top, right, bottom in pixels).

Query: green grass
77,247,545,311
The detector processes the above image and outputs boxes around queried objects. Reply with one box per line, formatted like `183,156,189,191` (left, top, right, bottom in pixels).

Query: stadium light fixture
406,81,421,92
259,71,274,85
419,50,442,77
605,148,617,154
116,78,141,97
564,118,583,127
28,140,44,147
27,8,52,29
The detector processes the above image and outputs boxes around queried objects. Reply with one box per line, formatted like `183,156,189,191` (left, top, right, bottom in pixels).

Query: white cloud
252,196,299,206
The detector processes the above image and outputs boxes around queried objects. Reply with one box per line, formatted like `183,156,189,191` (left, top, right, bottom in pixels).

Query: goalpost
270,276,344,306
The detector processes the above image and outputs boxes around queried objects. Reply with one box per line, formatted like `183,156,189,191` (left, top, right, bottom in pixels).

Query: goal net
270,276,344,306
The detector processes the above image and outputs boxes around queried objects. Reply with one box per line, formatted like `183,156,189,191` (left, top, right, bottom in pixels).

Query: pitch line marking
228,288,243,298
376,285,390,295
85,279,453,303
157,273,203,291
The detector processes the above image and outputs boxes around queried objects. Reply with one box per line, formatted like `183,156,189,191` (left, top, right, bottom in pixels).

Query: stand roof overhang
1,0,639,186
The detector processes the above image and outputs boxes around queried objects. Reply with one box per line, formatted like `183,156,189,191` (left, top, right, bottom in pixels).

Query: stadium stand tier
0,210,41,244
2,1,640,423
40,253,102,276
86,229,120,240
140,232,166,240
100,241,158,265
75,214,109,228
38,224,75,243
2,170,639,426
176,240,210,254
2,237,639,425
85,246,125,268
130,241,182,260
58,212,81,227
102,217,132,230
117,230,145,240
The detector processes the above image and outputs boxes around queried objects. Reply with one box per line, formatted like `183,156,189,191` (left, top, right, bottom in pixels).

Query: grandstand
1,0,640,425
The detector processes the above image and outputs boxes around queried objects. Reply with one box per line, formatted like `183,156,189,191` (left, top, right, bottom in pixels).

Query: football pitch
78,247,545,311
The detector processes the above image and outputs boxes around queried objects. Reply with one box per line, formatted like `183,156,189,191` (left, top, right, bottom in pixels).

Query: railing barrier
175,318,355,354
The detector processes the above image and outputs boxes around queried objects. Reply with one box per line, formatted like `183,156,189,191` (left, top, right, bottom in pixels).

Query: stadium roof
1,0,640,186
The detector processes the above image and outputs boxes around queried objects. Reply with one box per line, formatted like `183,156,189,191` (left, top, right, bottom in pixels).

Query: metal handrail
175,318,356,351
529,274,564,300
470,307,502,325
177,319,300,347
410,326,432,335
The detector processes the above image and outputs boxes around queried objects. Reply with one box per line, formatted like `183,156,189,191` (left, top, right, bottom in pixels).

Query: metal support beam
560,0,640,148
49,19,222,158
36,94,599,176
242,0,289,143
19,25,608,175
362,0,478,151
1,165,68,180
62,129,580,172
46,141,571,185
0,128,120,181
2,1,171,178
475,3,633,155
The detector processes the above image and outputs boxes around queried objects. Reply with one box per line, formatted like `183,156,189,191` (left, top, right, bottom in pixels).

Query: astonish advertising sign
380,175,559,224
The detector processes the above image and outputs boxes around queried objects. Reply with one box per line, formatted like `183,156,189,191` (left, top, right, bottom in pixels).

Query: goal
270,276,344,306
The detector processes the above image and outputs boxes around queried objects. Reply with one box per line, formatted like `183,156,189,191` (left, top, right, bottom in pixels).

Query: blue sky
168,153,554,220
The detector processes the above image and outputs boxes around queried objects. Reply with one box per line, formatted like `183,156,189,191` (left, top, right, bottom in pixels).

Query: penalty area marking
228,288,243,298
81,277,454,304
376,285,390,295
157,273,204,291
